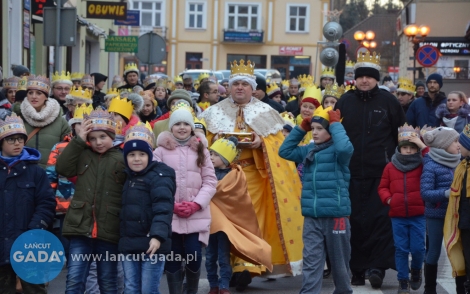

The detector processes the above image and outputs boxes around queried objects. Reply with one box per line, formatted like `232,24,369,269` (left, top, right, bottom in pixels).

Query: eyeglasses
5,137,25,145
54,87,71,92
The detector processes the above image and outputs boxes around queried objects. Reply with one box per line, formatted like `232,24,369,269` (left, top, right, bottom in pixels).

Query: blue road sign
416,45,439,67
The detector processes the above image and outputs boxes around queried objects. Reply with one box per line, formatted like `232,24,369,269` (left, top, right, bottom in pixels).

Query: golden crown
3,76,20,89
68,86,93,103
27,75,50,94
106,88,119,96
230,59,255,78
52,70,72,84
198,73,210,82
266,82,281,96
69,103,94,126
324,83,346,99
143,76,158,89
108,96,134,120
320,67,335,79
174,76,183,84
355,51,381,70
71,72,84,81
167,80,175,91
17,76,28,91
210,137,239,164
171,101,195,117
156,78,167,89
83,109,116,133
281,80,289,88
124,63,139,75
124,122,155,148
312,106,333,123
397,77,416,95
81,74,94,87
298,74,314,91
345,84,356,92
281,112,295,127
398,123,420,142
0,113,27,141
345,60,355,68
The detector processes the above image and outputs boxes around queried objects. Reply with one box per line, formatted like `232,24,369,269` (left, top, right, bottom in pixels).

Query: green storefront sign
105,36,138,53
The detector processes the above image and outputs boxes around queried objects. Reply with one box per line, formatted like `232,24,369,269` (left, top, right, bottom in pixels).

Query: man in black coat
335,53,406,289
91,73,108,109
253,74,284,113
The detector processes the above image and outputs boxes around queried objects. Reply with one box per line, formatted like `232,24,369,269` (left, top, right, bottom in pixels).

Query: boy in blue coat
279,106,354,294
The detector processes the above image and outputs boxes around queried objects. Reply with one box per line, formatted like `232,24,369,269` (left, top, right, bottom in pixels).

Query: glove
300,117,312,132
181,201,201,217
445,189,450,198
328,109,341,124
173,203,191,218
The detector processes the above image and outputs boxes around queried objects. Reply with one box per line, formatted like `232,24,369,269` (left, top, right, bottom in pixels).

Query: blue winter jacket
420,153,454,219
0,147,56,266
406,92,447,128
279,123,354,218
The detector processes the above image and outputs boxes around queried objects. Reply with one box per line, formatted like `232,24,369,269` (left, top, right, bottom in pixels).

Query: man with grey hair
183,74,196,92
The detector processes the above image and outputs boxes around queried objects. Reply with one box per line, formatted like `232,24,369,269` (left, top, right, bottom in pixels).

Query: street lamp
404,24,431,82
354,30,376,49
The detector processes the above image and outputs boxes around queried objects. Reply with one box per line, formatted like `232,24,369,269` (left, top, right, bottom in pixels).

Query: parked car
216,70,231,79
254,69,282,83
179,69,215,83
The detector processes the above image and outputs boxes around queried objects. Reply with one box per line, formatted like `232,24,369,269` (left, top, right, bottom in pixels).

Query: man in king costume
200,60,303,289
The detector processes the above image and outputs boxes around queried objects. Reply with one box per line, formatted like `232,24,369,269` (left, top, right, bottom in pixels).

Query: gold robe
200,98,303,277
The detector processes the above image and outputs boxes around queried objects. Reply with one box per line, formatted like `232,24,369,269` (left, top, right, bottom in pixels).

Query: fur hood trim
436,102,470,119
156,131,208,151
20,98,61,127
122,115,141,135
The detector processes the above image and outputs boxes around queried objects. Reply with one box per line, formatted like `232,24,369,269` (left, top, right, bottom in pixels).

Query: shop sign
114,10,140,26
419,41,470,56
105,36,138,53
279,46,303,55
223,31,263,43
86,1,127,20
24,10,30,49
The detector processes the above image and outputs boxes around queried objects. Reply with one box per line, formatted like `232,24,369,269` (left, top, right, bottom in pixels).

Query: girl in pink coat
153,105,217,294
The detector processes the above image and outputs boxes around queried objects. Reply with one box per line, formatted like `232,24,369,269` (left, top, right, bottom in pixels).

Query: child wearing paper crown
153,103,217,294
444,124,470,294
421,126,462,294
119,122,176,293
378,123,427,293
56,109,127,293
279,106,354,294
0,114,56,294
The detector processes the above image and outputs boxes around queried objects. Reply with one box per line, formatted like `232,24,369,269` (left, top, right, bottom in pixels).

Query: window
286,4,309,33
226,3,261,31
185,1,206,29
132,1,164,27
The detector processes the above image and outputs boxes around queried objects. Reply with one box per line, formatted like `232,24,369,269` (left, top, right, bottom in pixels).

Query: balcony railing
222,29,264,44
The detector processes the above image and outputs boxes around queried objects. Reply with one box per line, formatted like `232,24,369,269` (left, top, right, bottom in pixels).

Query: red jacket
378,162,425,217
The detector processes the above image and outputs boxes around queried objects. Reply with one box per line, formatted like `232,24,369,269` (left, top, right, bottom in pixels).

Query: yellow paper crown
230,59,255,78
68,86,93,103
302,85,322,105
124,122,155,148
69,104,93,126
3,76,20,89
281,80,289,88
320,67,335,79
345,60,355,68
194,117,207,134
198,73,210,82
124,63,139,75
71,72,84,81
312,106,333,124
83,109,116,133
155,78,167,89
266,82,281,96
106,88,119,96
345,84,356,92
355,51,381,70
324,83,345,99
298,74,314,91
0,113,27,141
281,112,295,127
397,77,416,95
171,101,195,117
52,70,72,84
108,96,134,120
210,138,239,164
174,76,183,84
398,123,420,142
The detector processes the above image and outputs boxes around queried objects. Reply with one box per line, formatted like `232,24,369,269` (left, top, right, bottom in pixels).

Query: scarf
391,147,422,172
172,134,192,146
443,116,458,129
304,139,334,165
20,98,61,127
429,147,461,169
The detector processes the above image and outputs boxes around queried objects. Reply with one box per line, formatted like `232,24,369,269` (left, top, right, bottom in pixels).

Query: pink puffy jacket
153,131,217,246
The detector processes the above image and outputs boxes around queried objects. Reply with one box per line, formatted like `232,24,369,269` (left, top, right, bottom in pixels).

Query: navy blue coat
406,92,447,128
0,147,56,266
119,161,176,255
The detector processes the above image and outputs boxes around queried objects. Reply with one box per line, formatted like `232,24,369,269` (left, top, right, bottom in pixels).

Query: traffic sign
136,32,166,64
416,45,439,67
356,46,369,56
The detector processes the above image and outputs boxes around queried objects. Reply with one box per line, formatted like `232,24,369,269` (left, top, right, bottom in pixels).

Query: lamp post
354,30,377,50
404,24,430,82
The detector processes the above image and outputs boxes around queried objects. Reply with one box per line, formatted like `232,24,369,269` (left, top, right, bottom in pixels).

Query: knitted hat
355,67,380,81
459,124,470,152
354,51,381,81
194,117,207,135
167,89,193,108
423,127,459,150
210,136,239,166
218,84,226,95
283,124,293,132
169,106,195,131
255,75,267,92
426,73,443,88
123,122,155,167
11,64,30,77
415,81,425,89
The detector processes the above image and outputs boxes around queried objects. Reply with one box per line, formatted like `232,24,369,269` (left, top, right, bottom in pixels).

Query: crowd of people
0,50,469,294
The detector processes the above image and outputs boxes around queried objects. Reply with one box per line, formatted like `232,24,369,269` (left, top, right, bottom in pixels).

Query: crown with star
355,51,381,71
124,122,155,148
324,83,346,99
230,59,255,79
52,70,72,85
0,113,27,141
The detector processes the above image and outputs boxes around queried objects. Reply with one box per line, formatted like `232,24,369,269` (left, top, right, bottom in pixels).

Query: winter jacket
0,147,56,266
420,153,453,219
261,94,284,113
153,131,217,246
435,103,470,134
56,136,127,244
335,85,406,178
406,91,447,128
21,98,70,169
285,98,300,117
0,98,12,120
378,162,424,218
278,123,353,218
119,161,176,255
